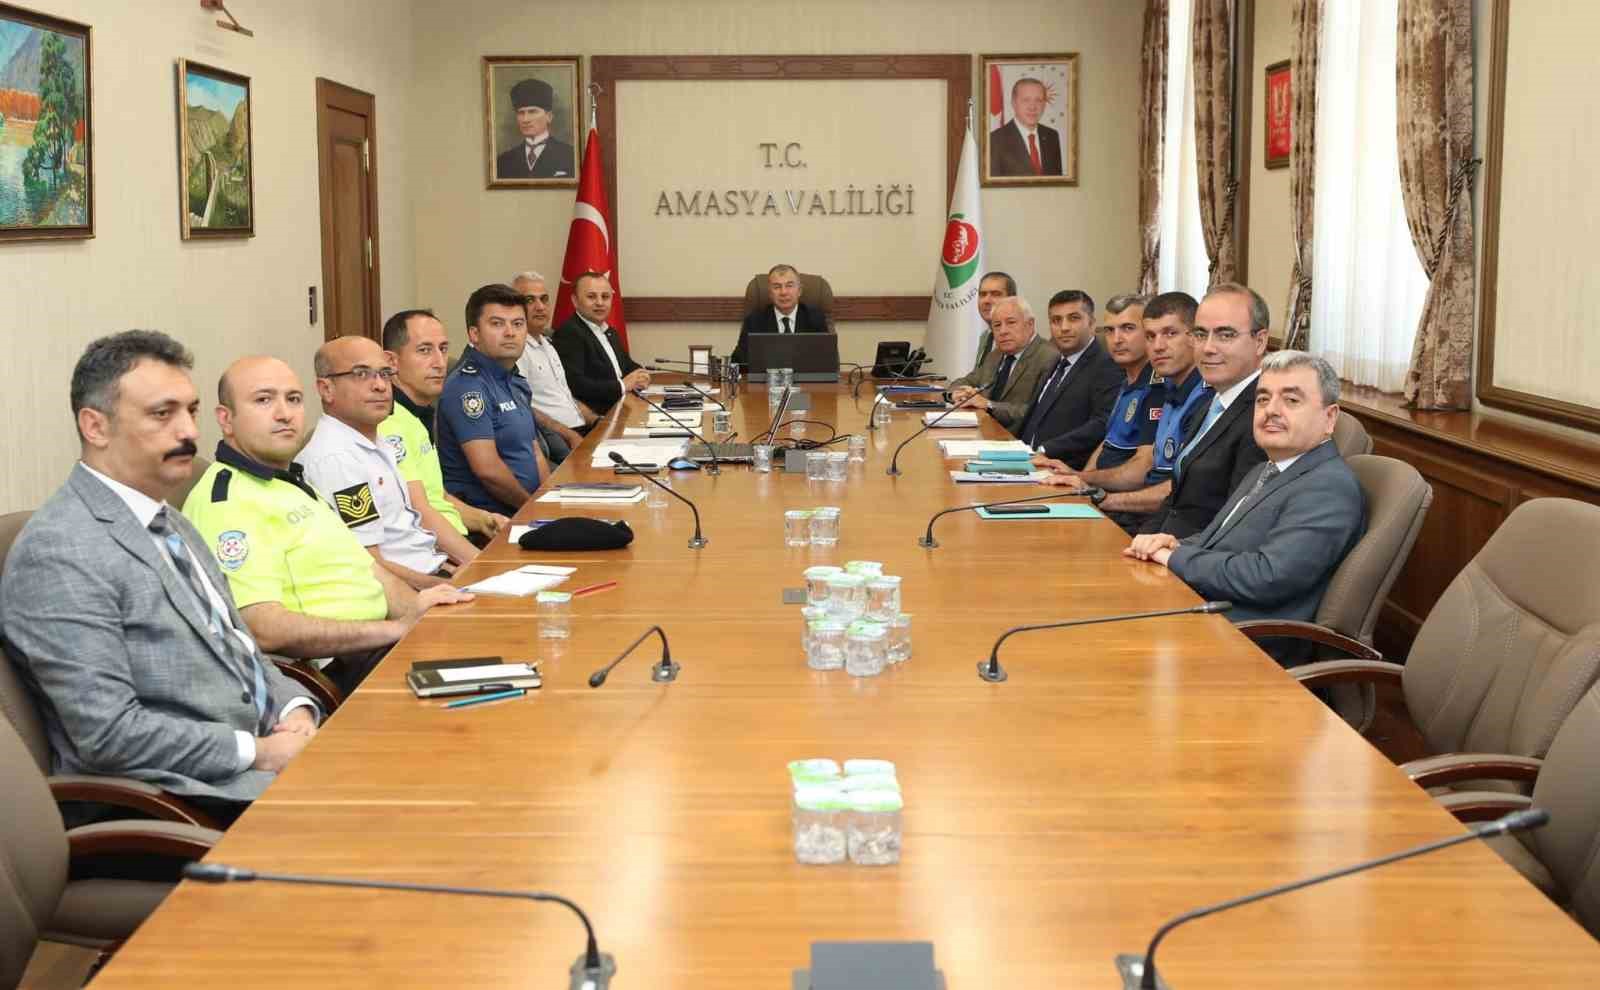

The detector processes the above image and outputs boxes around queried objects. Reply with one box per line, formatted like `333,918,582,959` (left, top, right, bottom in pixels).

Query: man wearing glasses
298,335,455,590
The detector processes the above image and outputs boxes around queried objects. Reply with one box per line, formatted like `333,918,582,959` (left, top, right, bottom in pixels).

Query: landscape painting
0,3,92,241
177,59,253,238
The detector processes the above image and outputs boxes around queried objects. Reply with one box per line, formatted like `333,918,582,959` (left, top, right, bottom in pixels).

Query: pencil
443,688,526,709
571,581,618,598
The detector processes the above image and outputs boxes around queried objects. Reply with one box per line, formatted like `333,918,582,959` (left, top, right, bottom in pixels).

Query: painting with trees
177,59,253,239
0,3,92,241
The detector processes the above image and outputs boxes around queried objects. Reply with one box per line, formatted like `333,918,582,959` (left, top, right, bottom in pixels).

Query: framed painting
483,55,581,188
0,2,91,241
980,53,1078,187
177,59,253,238
1264,59,1291,170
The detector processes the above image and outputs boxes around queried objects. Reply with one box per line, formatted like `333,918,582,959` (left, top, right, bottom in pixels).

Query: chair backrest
1331,410,1373,458
0,645,48,775
0,510,30,572
0,714,67,989
169,453,211,511
742,272,836,331
1405,498,1600,760
1528,680,1600,937
1313,455,1432,646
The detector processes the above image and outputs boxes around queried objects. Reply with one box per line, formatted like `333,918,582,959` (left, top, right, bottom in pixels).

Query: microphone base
570,951,618,990
885,466,902,477
651,659,681,683
916,535,939,549
687,536,709,549
1113,953,1170,990
976,660,1008,683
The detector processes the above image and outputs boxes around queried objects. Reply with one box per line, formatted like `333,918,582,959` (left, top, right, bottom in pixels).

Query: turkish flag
552,128,628,348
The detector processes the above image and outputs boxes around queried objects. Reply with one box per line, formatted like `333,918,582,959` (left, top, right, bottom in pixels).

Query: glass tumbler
847,434,867,463
784,509,812,547
824,574,866,621
752,444,775,473
873,399,893,426
803,566,843,606
887,614,913,663
805,451,828,481
799,605,828,653
844,622,888,677
864,576,902,621
809,507,840,547
712,409,732,434
807,620,847,670
825,451,848,482
646,475,670,508
536,590,571,639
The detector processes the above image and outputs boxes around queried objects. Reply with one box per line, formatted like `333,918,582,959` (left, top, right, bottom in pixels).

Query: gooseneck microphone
183,861,617,989
865,391,888,433
886,390,986,476
977,601,1232,683
588,624,681,686
1115,808,1551,990
647,361,721,402
917,488,1107,548
608,451,707,548
631,389,722,475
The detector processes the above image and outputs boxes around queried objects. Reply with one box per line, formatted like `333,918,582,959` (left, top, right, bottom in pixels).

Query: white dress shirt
1178,369,1262,462
775,306,798,332
580,314,626,382
517,332,586,428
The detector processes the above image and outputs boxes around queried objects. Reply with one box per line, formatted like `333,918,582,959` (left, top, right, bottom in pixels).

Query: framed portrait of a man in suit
483,55,581,189
980,53,1079,187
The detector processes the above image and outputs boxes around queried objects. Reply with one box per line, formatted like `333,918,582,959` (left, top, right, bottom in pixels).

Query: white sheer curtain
1157,0,1211,298
1309,0,1427,391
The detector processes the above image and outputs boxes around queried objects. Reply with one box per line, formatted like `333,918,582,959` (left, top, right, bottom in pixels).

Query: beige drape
1138,0,1169,295
1398,0,1477,408
1283,0,1321,350
1192,0,1238,285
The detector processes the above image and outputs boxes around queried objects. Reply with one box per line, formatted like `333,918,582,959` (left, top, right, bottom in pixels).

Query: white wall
0,0,416,512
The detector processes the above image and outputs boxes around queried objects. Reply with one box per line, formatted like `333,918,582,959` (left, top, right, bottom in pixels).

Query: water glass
865,576,902,621
790,419,808,437
793,787,848,864
846,791,903,865
825,451,848,482
844,622,888,677
872,399,893,426
887,614,913,663
778,367,795,389
536,590,571,639
803,566,843,606
752,444,775,472
825,574,866,621
712,409,732,434
785,509,813,547
807,620,846,670
805,451,828,481
809,507,841,547
646,474,670,508
799,605,828,653
847,434,867,463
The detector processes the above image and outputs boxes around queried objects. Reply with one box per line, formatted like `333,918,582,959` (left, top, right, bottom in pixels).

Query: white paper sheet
435,662,538,683
924,411,980,427
936,439,1033,457
462,569,571,596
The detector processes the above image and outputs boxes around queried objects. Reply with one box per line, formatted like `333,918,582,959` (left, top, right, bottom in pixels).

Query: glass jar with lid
803,565,842,606
807,620,847,670
824,573,866,621
864,575,902,621
846,789,903,865
844,621,888,677
793,785,848,864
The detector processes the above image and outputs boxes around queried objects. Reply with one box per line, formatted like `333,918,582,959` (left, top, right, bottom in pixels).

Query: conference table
94,382,1600,988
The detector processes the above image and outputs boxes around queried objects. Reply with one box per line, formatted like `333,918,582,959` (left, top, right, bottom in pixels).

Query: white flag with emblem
924,125,986,377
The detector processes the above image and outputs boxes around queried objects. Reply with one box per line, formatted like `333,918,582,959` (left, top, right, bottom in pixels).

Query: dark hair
71,330,193,425
465,284,527,330
1047,289,1095,316
979,271,1017,295
1011,77,1046,99
572,270,611,296
1206,281,1272,335
382,308,438,351
1142,291,1199,327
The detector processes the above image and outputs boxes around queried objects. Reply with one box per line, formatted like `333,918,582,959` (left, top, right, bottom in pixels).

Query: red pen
571,581,618,598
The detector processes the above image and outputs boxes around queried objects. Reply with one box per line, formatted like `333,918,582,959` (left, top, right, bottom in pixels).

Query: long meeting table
92,382,1600,988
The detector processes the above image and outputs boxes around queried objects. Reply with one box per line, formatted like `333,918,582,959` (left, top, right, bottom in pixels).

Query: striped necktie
990,355,1016,398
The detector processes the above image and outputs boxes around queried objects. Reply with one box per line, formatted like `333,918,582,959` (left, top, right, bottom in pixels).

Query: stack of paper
462,564,576,596
642,386,725,410
923,411,980,428
590,439,687,468
537,484,647,505
936,439,1033,458
949,470,1050,484
645,411,704,428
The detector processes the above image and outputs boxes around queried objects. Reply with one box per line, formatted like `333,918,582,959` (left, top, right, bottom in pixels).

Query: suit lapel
1206,442,1336,546
1035,339,1099,418
1181,378,1257,475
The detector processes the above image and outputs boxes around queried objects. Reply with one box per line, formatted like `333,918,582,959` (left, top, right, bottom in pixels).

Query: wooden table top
94,383,1600,988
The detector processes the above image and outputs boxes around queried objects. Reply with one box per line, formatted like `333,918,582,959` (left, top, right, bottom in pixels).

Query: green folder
964,460,1033,474
973,449,1034,461
975,503,1103,520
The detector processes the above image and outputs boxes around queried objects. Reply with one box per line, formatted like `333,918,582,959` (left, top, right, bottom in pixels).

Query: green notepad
975,503,1103,520
964,460,1033,474
973,449,1034,460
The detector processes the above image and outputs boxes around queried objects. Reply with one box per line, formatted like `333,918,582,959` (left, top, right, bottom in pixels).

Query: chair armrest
66,820,222,861
1402,753,1543,789
49,774,221,829
270,657,344,714
1436,790,1534,823
1235,621,1383,660
1290,658,1406,690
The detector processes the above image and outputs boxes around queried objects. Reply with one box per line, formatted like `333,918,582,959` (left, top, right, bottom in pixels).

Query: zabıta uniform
1096,365,1167,470
181,443,387,622
379,395,468,537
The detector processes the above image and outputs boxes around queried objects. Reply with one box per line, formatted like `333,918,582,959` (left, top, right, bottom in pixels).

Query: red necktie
1027,133,1042,175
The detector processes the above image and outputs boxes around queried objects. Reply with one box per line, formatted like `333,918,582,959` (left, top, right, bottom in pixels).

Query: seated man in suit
0,331,318,820
1014,289,1125,468
1125,351,1365,656
552,270,650,415
988,77,1064,177
968,270,1018,371
730,264,829,366
946,296,1054,431
185,357,472,695
494,78,575,180
1035,293,1159,475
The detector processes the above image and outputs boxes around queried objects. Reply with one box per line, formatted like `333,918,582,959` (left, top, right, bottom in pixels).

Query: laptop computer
746,333,840,383
687,385,793,463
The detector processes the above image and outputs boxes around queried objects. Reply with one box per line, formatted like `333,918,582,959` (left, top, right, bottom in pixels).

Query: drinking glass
785,509,812,547
887,614,912,663
805,451,828,481
847,434,867,463
825,452,848,482
752,444,775,472
809,507,840,546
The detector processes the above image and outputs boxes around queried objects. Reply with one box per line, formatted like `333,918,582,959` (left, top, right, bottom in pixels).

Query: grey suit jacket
945,336,1054,430
1166,441,1365,627
0,464,301,802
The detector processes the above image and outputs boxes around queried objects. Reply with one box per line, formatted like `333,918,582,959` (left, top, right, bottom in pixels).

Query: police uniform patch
1164,436,1177,460
462,391,486,419
1123,397,1138,423
333,482,380,526
1150,407,1163,420
384,434,407,462
216,530,249,571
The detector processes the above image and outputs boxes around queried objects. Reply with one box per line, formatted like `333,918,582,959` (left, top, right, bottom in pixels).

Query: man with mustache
184,357,473,694
512,270,596,463
0,332,319,821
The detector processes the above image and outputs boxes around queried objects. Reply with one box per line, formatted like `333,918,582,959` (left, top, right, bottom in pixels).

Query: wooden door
315,79,381,341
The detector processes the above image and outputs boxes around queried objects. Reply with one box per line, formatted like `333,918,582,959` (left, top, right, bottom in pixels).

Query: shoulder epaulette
210,468,233,503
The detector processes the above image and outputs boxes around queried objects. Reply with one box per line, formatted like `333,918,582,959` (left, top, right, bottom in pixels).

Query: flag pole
966,96,974,136
588,81,601,131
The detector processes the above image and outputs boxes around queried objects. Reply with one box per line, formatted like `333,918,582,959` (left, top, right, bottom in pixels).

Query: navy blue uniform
1096,365,1167,470
1143,369,1210,487
437,346,542,515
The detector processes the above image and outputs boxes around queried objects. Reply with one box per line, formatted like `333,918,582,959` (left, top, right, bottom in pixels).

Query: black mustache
165,440,198,460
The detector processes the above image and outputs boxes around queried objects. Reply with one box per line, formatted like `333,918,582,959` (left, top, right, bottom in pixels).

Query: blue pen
443,688,526,709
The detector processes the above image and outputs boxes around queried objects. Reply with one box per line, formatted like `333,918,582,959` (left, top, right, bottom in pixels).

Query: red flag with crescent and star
552,128,628,348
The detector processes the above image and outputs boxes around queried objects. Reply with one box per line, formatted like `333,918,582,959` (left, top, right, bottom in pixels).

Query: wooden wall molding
590,53,971,323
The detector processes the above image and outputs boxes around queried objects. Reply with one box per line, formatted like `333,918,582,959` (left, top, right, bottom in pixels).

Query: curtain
1282,0,1321,350
1137,0,1169,295
1158,0,1211,298
1191,0,1237,286
1398,0,1477,408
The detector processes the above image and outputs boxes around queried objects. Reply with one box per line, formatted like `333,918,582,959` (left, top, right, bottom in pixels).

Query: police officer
184,357,470,694
437,284,552,516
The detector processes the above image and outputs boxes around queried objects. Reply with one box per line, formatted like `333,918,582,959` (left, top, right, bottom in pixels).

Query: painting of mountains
178,59,253,238
0,4,92,241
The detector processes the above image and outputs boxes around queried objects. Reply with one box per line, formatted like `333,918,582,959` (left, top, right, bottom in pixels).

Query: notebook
406,658,542,698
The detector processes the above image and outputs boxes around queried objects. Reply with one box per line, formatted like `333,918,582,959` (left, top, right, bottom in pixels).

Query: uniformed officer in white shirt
512,270,598,459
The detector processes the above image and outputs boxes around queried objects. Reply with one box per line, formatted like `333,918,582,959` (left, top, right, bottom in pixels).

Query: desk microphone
977,601,1231,682
183,861,617,989
631,389,723,475
608,451,708,548
588,624,681,686
886,390,985,476
1114,808,1551,989
865,391,889,433
917,488,1106,548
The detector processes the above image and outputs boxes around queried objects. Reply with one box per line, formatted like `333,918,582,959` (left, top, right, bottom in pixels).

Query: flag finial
588,81,602,131
966,96,974,134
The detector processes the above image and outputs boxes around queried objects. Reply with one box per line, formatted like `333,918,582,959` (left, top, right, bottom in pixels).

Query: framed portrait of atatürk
483,55,581,189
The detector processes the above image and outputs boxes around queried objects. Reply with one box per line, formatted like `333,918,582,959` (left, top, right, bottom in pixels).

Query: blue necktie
1175,394,1224,471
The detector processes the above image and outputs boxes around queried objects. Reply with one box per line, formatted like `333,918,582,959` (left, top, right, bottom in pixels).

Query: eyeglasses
322,366,396,383
1187,328,1259,344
